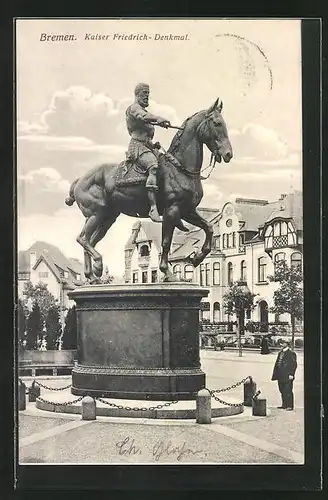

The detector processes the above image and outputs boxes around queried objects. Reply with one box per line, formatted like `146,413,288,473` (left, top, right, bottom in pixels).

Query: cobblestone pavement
18,351,304,465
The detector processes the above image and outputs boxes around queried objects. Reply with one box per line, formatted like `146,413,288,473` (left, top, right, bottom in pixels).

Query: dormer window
64,271,69,279
139,245,150,257
264,220,297,250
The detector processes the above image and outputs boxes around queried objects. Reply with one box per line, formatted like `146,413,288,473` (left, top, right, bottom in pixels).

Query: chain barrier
33,380,72,391
206,375,251,407
209,391,243,408
37,396,83,407
97,397,179,412
209,375,250,394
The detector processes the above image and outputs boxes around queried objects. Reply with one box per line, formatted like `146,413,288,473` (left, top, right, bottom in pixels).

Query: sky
16,19,302,276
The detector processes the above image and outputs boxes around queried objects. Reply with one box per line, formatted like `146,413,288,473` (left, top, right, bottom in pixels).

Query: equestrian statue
65,83,233,282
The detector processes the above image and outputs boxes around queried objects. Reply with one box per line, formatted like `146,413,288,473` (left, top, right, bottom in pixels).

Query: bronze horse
65,98,233,282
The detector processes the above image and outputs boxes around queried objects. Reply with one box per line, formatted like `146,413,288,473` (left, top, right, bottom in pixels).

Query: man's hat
134,83,149,95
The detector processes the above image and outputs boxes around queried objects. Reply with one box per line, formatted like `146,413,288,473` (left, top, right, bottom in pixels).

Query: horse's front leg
182,209,213,267
159,206,178,281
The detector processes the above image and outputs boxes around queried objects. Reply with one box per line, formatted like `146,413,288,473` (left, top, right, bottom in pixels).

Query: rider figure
125,83,171,223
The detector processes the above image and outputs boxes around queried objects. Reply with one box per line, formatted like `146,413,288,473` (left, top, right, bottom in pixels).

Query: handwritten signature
116,436,142,456
152,439,205,461
115,436,205,461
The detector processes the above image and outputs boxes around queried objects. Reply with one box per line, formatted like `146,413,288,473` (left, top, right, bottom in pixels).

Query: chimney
29,252,37,270
279,194,287,200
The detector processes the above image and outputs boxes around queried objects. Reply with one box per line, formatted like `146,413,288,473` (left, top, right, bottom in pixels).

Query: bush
26,301,43,350
45,306,62,350
62,306,77,350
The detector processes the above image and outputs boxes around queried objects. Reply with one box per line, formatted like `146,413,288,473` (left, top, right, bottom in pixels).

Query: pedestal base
69,283,209,401
71,366,205,401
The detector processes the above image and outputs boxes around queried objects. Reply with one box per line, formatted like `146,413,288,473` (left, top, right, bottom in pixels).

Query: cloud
18,120,48,135
230,123,296,164
202,183,224,208
18,133,126,156
25,86,181,145
19,167,70,193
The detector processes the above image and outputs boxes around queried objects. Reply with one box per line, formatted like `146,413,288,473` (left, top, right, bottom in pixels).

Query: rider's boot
146,166,162,223
147,188,162,223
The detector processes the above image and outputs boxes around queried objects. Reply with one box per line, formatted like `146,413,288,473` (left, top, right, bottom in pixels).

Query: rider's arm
129,103,167,124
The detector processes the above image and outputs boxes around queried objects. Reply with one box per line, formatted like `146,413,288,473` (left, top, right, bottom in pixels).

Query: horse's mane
168,111,201,155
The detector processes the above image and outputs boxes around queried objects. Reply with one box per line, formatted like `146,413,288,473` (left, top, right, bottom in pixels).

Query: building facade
18,241,84,325
124,192,303,326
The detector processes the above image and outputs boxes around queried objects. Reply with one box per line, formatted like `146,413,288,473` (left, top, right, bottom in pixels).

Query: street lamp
235,280,251,357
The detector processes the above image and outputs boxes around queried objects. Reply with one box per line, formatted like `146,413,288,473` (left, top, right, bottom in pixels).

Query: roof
18,241,84,287
123,193,302,260
264,191,303,230
234,191,302,232
124,208,220,252
234,201,280,232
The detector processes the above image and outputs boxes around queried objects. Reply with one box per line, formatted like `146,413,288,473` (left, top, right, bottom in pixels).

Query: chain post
206,376,252,408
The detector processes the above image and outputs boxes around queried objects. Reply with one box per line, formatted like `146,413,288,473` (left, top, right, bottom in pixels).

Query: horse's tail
65,178,79,206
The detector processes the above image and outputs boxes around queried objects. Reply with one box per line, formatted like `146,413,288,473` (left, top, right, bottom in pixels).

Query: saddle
115,160,148,188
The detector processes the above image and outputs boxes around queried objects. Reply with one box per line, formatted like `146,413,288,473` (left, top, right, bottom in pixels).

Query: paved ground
18,350,304,465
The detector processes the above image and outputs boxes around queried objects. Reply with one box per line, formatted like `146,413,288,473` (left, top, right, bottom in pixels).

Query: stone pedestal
69,283,208,401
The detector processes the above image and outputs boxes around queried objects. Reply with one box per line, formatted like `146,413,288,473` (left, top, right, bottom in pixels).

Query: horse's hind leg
76,213,105,278
75,225,92,280
84,250,92,279
89,211,120,277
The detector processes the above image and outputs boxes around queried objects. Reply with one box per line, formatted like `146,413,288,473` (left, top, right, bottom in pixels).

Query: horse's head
198,98,233,164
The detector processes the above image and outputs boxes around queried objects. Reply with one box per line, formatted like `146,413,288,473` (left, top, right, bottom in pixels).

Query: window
151,270,158,283
266,220,297,249
227,262,233,285
76,273,81,280
142,271,148,283
222,234,226,249
232,232,236,247
64,271,69,279
214,235,221,249
287,222,297,245
274,252,286,273
240,260,247,281
184,264,193,282
240,233,245,245
38,272,48,278
291,252,302,269
140,245,150,257
18,272,30,280
226,234,231,248
200,264,205,286
258,257,267,282
213,262,220,285
200,301,210,321
205,263,210,286
132,271,138,283
173,264,182,280
213,302,220,322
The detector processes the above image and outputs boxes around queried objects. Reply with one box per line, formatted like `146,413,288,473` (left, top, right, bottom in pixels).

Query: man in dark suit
271,339,297,410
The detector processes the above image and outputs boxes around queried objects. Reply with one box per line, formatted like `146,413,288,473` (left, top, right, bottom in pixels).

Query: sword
151,122,184,131
166,124,184,130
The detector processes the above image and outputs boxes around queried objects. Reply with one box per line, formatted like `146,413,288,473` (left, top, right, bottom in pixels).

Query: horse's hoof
176,221,189,232
90,278,101,285
93,264,103,278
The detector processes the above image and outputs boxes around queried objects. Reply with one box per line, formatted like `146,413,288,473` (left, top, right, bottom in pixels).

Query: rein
160,115,218,179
